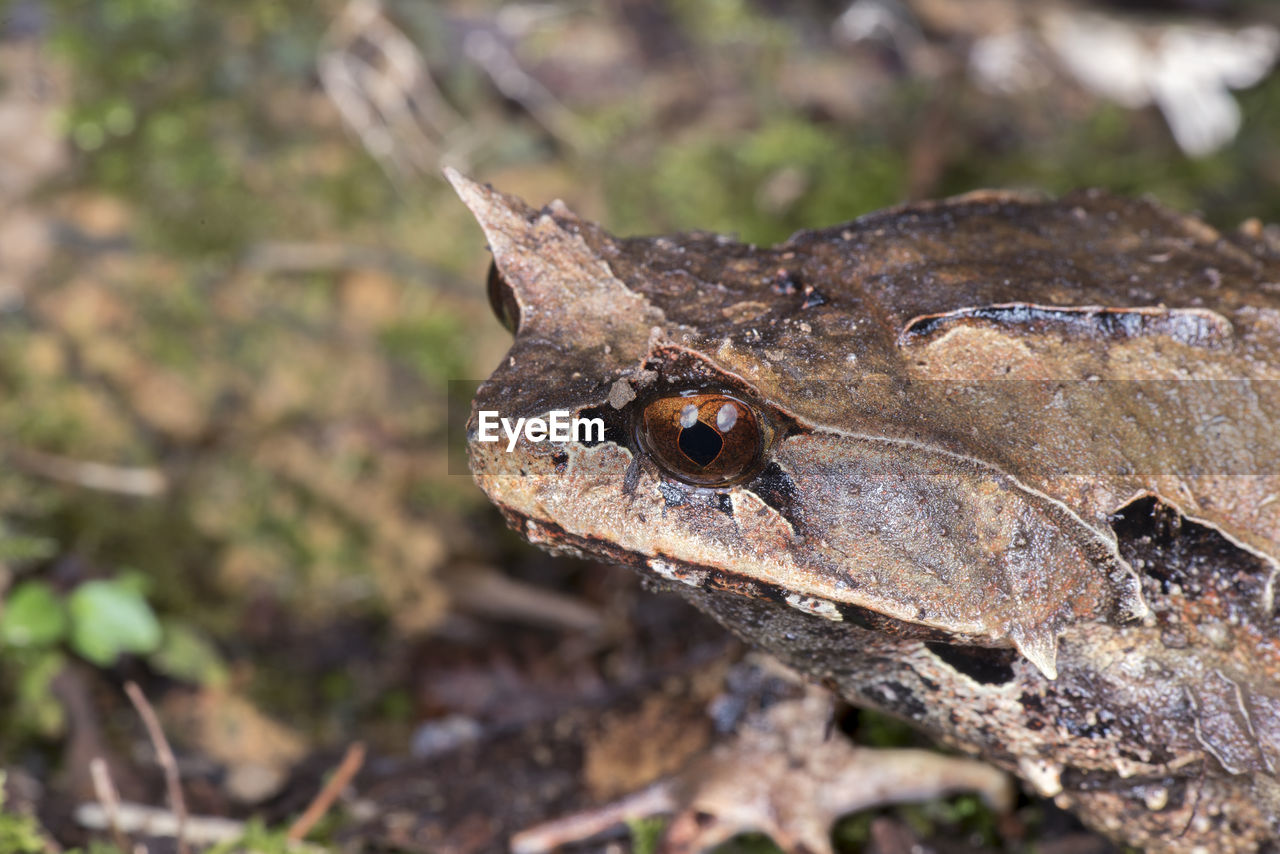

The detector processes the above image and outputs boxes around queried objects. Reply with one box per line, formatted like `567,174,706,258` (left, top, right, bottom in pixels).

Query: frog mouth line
498,506,1014,649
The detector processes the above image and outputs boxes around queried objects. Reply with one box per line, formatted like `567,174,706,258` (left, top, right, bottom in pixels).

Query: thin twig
75,801,326,852
5,446,167,496
447,564,604,633
239,240,476,295
75,801,242,845
89,757,131,854
124,681,189,854
510,781,676,854
286,742,367,842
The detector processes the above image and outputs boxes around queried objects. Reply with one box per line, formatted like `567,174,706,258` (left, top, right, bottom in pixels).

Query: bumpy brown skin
448,169,1280,852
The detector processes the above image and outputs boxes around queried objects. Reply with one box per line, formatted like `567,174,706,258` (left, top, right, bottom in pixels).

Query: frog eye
486,261,521,334
638,393,764,486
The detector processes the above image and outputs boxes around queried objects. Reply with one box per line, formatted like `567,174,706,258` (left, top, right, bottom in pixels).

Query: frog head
448,169,1149,680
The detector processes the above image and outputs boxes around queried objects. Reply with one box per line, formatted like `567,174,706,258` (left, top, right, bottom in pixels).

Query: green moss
47,0,391,257
607,116,907,245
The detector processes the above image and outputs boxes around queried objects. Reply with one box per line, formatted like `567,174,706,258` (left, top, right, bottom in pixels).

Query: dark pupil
677,420,722,467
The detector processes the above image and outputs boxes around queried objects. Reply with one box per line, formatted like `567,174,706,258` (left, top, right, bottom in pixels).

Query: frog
446,167,1280,853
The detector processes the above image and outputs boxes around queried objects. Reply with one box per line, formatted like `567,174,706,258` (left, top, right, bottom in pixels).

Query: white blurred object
1150,24,1280,157
835,0,922,52
1043,12,1280,157
1040,13,1151,106
850,0,1279,157
969,30,1050,95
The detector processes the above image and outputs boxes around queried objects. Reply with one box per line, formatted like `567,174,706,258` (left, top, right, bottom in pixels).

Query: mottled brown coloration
450,169,1280,851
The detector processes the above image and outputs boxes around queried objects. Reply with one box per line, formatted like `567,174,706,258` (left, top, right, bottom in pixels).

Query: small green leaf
67,579,162,666
1,581,68,648
150,621,228,686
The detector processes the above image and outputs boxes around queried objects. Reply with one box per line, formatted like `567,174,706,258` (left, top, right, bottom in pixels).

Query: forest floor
2,1,1279,852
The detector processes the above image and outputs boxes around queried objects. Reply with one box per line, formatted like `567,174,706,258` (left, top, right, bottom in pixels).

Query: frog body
450,169,1280,851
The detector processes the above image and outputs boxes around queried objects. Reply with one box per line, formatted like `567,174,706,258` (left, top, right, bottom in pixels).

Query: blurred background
0,1,1278,852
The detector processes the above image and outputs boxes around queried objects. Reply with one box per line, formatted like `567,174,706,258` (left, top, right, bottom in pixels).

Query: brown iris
638,393,764,486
